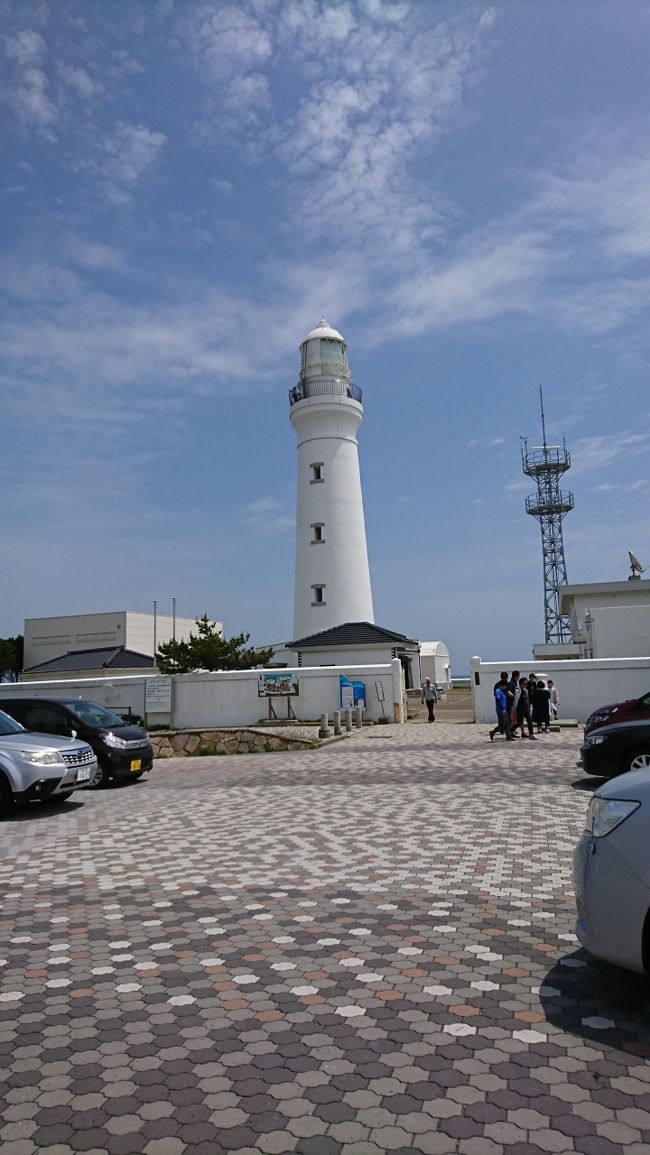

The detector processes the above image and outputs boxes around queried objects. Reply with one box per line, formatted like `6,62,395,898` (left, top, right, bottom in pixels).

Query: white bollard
355,705,363,729
344,708,353,733
319,713,331,738
332,710,342,736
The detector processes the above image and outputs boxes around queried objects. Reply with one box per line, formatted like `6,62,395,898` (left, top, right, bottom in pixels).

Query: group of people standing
490,670,559,742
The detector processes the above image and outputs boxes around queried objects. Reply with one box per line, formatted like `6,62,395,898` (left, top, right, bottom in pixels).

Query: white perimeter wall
471,656,650,724
0,674,150,719
173,663,402,727
0,662,405,728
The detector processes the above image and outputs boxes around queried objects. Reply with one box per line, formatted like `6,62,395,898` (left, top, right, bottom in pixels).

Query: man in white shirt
421,678,439,722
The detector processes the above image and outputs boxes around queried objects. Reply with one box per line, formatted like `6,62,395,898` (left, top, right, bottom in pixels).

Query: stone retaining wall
150,727,320,758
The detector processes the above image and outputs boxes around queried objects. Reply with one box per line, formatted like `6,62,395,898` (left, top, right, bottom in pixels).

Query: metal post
172,596,176,642
153,600,158,671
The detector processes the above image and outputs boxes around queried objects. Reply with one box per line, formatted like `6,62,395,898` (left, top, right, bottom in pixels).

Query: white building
23,610,215,671
290,318,374,638
418,641,452,689
558,579,650,659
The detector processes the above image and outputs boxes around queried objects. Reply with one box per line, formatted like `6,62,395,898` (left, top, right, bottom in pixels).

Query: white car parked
0,708,96,816
574,769,650,973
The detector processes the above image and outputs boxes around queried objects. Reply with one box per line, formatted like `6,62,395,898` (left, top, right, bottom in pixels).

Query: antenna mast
539,384,547,448
522,389,574,643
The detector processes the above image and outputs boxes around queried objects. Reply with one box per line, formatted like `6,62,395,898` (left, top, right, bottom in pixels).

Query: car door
23,703,72,738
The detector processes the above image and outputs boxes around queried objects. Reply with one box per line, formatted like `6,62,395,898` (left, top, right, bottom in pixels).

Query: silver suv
0,708,97,816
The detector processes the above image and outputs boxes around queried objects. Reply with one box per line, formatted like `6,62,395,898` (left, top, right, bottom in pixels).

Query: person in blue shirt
490,677,515,741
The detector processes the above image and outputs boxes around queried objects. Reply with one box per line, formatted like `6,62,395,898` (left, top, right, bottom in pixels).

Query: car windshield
65,701,127,728
0,708,25,735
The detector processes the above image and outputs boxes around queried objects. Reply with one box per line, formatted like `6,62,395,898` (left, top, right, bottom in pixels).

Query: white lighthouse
290,318,374,639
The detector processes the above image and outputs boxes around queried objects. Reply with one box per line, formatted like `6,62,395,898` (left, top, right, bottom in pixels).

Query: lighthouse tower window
311,584,326,606
311,523,324,543
310,462,324,483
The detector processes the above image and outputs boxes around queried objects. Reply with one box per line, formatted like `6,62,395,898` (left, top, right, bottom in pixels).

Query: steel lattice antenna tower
522,387,574,643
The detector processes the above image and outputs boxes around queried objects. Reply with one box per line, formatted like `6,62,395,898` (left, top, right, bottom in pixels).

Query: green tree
0,635,24,682
156,615,273,674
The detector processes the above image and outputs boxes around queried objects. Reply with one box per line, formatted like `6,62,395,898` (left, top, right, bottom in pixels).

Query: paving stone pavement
2,722,650,1155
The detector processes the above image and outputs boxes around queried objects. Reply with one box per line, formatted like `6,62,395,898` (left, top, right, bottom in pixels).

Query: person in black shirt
516,676,536,740
532,679,551,733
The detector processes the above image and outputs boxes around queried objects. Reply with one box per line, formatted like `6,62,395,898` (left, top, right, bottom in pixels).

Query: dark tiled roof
286,621,418,649
23,647,155,674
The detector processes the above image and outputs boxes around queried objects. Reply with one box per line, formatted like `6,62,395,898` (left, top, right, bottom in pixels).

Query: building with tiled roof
21,646,155,682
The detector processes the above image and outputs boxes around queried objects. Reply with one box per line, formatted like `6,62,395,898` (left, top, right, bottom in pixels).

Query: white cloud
66,240,126,272
58,61,97,99
504,479,529,495
182,2,272,119
98,121,168,204
4,28,56,128
571,432,650,476
385,230,552,338
243,495,294,534
532,148,650,263
275,7,493,253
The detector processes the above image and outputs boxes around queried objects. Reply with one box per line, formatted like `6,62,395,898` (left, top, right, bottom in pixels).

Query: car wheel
0,773,13,818
622,750,650,774
90,760,110,788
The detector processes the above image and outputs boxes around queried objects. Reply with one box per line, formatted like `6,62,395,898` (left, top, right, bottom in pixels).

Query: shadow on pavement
570,775,607,792
4,797,86,822
540,951,650,1055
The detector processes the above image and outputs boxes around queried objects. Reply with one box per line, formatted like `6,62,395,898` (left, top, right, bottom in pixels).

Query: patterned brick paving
1,723,650,1154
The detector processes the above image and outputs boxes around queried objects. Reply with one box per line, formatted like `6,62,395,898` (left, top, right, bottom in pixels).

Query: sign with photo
258,672,300,697
339,675,366,708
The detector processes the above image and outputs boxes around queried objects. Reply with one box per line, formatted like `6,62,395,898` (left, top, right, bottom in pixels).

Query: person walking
516,676,536,740
532,679,551,733
421,677,439,722
548,678,559,720
490,677,514,741
507,670,521,735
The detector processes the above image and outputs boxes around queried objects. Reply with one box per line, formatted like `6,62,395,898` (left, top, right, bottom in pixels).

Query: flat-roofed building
23,610,219,671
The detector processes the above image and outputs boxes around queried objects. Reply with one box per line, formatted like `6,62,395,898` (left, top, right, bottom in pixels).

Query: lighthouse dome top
301,316,345,345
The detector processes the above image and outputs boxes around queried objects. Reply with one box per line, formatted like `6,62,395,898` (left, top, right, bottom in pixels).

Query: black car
0,698,153,788
579,718,650,778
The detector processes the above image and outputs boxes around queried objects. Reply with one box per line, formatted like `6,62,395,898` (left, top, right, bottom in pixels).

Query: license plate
77,766,92,782
130,759,142,772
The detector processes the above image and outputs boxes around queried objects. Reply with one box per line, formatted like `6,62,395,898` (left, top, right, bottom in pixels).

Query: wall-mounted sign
145,676,172,712
339,675,366,709
258,673,300,697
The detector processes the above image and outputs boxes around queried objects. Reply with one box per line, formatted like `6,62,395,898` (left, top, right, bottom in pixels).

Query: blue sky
2,0,649,669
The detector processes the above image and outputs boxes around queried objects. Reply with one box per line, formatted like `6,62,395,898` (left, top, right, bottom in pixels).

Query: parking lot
2,722,650,1155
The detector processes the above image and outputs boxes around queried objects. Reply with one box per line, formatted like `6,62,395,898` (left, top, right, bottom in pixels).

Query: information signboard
339,675,366,708
145,676,172,712
258,673,300,697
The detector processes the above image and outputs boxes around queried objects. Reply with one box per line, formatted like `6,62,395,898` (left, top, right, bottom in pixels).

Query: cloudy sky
2,0,649,668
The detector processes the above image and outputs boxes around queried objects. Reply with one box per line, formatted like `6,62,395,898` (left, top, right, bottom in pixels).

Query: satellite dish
629,550,646,576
